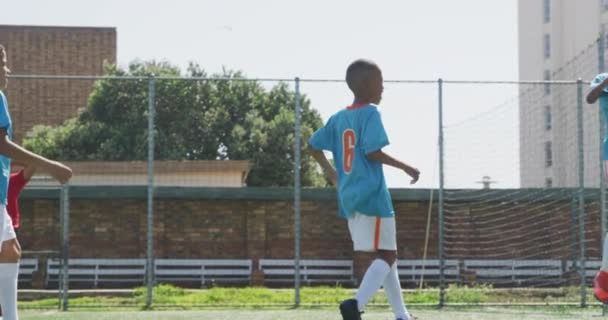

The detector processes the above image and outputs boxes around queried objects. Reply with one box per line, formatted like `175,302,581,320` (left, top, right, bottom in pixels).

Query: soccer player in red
0,44,72,320
0,164,34,317
587,75,608,303
7,164,35,234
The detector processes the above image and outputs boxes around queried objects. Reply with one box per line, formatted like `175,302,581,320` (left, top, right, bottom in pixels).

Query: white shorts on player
347,212,397,252
0,205,16,245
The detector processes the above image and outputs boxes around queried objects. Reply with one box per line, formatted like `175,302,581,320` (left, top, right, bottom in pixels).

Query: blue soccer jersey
309,103,394,219
0,91,11,204
591,73,608,160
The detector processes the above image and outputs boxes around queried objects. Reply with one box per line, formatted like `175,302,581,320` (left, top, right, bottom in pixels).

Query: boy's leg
0,257,19,320
354,256,392,310
0,207,20,320
341,214,396,319
383,261,412,320
341,257,392,320
594,232,608,303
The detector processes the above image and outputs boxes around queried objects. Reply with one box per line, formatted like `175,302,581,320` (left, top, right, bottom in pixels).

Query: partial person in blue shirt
587,73,608,162
0,44,72,320
308,59,419,320
587,73,608,304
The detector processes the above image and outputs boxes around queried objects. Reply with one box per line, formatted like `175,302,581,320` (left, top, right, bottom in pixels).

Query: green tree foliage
23,61,328,187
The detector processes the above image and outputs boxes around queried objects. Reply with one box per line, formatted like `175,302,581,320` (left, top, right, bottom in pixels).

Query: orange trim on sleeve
374,217,381,250
347,103,370,110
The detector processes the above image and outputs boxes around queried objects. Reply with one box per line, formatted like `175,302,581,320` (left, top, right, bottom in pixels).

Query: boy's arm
10,162,36,181
0,129,71,184
587,77,608,104
367,149,420,184
308,146,338,186
23,165,37,182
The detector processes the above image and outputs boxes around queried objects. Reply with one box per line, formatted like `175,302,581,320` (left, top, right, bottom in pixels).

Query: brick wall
0,25,116,142
16,187,601,273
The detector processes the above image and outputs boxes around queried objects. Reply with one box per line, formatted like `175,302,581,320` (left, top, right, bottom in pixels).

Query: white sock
0,263,19,320
355,259,391,311
383,262,409,320
603,233,608,272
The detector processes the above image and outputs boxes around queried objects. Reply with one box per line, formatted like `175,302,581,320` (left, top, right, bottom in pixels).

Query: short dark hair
346,59,380,94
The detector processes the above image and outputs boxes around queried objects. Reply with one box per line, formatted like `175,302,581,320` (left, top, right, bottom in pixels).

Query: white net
442,38,603,288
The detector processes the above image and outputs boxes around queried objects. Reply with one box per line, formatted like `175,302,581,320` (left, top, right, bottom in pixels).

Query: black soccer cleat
339,298,362,320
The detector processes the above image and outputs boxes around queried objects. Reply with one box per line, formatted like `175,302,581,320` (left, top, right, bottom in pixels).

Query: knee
8,246,21,262
378,250,397,266
12,245,21,261
0,240,21,262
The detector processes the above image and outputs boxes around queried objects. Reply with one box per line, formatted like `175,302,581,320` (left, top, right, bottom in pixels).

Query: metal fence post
571,195,579,266
576,78,587,308
294,77,302,307
599,32,605,74
60,185,69,311
598,31,608,316
146,74,156,309
438,78,445,308
598,31,606,261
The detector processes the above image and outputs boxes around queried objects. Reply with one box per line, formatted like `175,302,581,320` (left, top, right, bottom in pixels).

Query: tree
23,61,328,187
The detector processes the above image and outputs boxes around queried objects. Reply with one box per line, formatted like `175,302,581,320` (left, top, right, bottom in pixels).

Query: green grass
17,284,603,310
15,285,608,320
16,308,608,320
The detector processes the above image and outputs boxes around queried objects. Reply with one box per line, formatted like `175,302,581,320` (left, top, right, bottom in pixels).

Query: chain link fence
7,36,608,310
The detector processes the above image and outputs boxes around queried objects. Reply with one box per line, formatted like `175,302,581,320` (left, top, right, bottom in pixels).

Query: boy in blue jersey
587,73,608,303
0,44,72,320
309,59,420,320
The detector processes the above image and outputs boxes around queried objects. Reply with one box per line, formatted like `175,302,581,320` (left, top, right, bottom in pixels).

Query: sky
3,0,520,188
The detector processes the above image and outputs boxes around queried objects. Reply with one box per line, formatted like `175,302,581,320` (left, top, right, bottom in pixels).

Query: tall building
0,25,116,142
519,1,608,187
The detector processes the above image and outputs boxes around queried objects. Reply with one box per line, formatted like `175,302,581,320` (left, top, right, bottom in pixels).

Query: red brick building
0,25,116,142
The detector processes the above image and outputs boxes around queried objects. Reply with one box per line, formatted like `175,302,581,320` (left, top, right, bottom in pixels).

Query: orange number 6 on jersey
343,129,356,174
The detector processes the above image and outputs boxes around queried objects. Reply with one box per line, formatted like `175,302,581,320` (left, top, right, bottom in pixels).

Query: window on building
545,178,553,188
544,70,551,96
543,0,551,23
545,141,552,167
544,34,551,59
604,0,608,11
544,105,552,130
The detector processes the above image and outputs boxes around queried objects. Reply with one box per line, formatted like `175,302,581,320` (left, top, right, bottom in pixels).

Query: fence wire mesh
7,37,608,309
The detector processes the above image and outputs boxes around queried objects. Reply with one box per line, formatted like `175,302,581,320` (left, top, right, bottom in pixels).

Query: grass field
17,284,602,308
14,308,608,320
12,285,608,319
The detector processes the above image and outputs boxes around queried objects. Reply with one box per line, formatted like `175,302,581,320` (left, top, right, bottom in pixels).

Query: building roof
62,160,251,174
0,24,116,32
26,160,252,187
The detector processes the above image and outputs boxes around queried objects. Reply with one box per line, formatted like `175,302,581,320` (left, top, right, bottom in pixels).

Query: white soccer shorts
0,205,16,244
347,212,397,252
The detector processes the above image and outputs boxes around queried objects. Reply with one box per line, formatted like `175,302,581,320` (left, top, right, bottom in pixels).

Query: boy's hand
405,167,420,184
47,161,72,184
